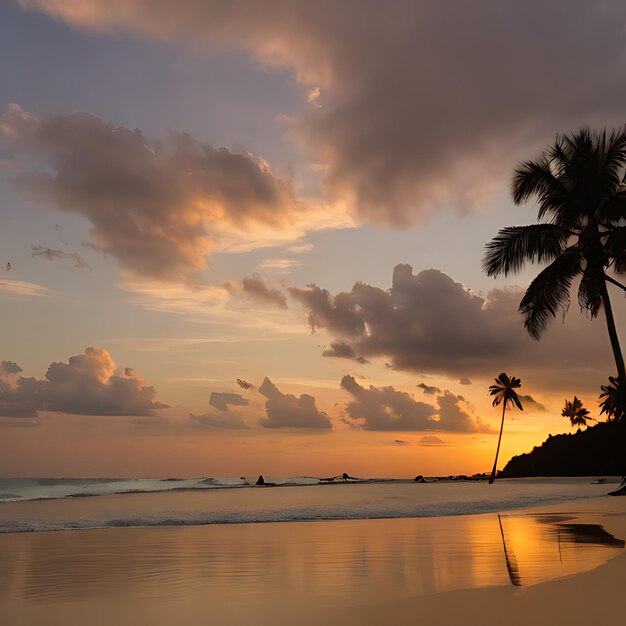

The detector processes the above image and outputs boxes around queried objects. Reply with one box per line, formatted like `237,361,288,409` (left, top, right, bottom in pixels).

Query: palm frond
577,262,603,316
512,160,570,210
482,224,571,277
598,128,626,198
599,376,626,422
519,249,582,339
605,225,626,273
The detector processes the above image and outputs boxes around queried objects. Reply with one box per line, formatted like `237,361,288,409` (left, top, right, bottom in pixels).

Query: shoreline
0,493,624,625
0,476,618,533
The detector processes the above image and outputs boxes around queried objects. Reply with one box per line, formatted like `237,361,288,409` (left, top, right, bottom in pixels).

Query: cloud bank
340,375,490,433
0,347,166,417
18,0,626,223
0,104,308,281
291,264,615,390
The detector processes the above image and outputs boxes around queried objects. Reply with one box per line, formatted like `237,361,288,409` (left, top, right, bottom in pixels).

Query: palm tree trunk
489,402,507,484
601,279,626,381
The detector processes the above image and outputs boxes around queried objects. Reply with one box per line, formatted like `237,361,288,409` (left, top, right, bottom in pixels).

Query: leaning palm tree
488,373,523,484
483,128,626,382
561,396,591,430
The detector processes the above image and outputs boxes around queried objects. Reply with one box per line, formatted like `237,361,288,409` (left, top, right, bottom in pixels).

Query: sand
337,496,626,626
0,494,624,625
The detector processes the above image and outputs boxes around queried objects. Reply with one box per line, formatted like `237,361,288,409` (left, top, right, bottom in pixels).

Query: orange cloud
1,104,347,281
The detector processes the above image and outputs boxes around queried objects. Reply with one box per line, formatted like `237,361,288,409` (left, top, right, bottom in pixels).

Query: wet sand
0,495,624,625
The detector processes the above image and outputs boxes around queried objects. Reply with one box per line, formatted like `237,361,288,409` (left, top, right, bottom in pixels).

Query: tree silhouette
488,373,523,484
561,396,591,431
483,129,626,382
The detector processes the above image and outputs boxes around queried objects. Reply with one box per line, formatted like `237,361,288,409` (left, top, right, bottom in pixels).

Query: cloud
189,412,249,429
0,347,167,417
258,258,302,272
0,361,22,376
19,1,626,223
291,264,616,392
209,391,249,412
322,341,368,364
241,273,287,309
518,395,546,414
0,279,49,297
340,375,489,433
258,377,331,429
459,377,472,386
417,382,440,396
0,104,320,281
392,439,410,446
31,246,91,270
418,436,446,447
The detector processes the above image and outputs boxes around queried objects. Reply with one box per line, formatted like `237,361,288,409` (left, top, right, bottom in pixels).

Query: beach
0,480,624,625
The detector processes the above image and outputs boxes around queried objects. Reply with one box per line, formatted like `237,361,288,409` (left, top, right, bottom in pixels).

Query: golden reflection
0,513,623,626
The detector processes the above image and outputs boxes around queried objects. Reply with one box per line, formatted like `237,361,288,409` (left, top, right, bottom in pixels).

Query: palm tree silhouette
599,377,626,422
488,373,523,484
561,396,591,430
483,129,626,382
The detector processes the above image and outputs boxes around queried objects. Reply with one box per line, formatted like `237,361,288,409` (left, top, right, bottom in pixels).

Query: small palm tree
488,373,523,484
561,396,591,430
483,129,626,382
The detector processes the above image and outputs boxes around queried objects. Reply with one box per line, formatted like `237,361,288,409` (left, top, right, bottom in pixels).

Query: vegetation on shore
501,421,626,477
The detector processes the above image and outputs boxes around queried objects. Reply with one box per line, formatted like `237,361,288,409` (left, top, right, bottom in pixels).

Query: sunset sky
2,1,626,477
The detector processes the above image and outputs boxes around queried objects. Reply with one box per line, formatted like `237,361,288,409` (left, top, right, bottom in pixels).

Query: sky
1,1,626,477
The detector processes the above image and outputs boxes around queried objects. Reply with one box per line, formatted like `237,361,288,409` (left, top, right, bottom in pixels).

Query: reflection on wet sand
0,512,623,626
497,513,625,587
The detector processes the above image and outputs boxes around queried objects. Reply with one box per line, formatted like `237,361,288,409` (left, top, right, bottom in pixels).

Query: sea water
0,476,619,532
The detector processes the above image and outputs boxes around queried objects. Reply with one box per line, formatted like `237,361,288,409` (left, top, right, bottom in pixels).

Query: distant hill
500,421,626,477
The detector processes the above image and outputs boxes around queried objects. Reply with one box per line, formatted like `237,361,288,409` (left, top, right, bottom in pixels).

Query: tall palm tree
488,373,523,484
561,396,591,430
483,128,626,382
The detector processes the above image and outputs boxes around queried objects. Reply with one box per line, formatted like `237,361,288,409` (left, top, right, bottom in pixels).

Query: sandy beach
0,491,624,626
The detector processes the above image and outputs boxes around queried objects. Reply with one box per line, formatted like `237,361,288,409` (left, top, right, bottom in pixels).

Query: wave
0,479,614,533
0,476,418,503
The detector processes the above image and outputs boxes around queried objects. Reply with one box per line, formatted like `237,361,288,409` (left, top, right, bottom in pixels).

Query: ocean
0,476,618,532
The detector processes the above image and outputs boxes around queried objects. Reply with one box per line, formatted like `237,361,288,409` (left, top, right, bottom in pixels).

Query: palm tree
599,377,626,422
561,396,591,430
483,128,626,382
488,373,523,484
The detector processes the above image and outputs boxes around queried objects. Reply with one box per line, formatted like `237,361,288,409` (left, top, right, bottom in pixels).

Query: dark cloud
418,436,446,447
459,378,472,386
209,391,249,412
392,439,410,446
189,412,249,429
291,264,616,392
241,273,287,309
22,1,626,223
322,341,368,364
0,347,167,417
0,361,22,376
340,375,489,433
1,105,299,280
258,377,331,429
236,378,254,390
417,382,440,396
